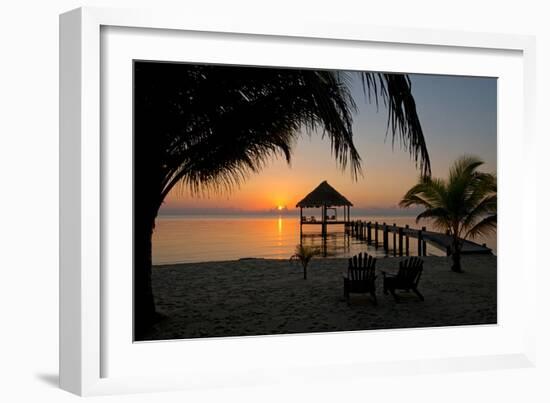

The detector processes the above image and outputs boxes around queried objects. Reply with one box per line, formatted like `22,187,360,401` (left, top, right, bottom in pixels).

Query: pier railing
345,220,492,256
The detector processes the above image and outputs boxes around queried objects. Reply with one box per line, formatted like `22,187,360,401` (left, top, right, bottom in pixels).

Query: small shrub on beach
290,244,321,280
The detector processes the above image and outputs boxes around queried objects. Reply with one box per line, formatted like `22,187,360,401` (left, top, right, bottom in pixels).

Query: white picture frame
60,6,537,396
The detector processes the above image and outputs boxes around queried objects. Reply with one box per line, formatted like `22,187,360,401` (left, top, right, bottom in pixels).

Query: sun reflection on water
152,215,496,264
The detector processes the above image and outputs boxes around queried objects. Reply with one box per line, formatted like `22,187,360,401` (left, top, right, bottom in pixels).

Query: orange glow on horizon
160,130,496,214
161,170,412,212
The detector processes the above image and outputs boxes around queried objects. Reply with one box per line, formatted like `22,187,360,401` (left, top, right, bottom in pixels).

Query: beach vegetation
290,244,321,279
399,155,496,272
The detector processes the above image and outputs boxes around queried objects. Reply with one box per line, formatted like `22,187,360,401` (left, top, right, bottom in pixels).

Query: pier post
398,227,403,256
382,223,389,253
346,206,348,223
386,224,390,253
367,221,371,244
422,226,427,256
405,224,409,256
299,207,303,242
417,229,423,256
321,205,327,239
374,221,379,248
392,223,397,256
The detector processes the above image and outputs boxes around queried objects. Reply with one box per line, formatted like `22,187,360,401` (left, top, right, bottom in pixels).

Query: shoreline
142,255,497,341
153,251,495,268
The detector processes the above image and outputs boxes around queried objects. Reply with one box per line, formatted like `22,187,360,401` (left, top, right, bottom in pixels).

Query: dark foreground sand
141,255,496,341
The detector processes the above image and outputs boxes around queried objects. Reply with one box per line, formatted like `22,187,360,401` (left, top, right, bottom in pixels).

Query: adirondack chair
382,257,424,302
343,252,377,305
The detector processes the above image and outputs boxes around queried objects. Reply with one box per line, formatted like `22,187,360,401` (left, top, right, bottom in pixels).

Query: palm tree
134,62,431,336
290,245,321,279
399,156,497,272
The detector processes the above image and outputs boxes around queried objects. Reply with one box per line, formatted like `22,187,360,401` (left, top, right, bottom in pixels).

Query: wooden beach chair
382,257,424,302
343,253,377,305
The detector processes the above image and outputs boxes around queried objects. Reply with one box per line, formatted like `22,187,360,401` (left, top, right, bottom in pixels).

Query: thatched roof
296,181,353,208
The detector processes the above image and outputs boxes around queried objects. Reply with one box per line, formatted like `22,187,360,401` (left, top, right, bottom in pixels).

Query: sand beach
141,254,497,341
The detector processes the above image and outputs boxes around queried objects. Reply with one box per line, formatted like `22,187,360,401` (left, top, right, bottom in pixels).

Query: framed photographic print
60,6,537,396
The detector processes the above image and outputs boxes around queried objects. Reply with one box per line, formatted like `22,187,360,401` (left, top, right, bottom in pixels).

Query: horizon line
158,206,423,216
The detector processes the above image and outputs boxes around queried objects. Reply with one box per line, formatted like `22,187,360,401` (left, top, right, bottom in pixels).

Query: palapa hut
296,180,353,238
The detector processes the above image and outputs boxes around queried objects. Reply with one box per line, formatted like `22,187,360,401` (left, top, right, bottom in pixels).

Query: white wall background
0,1,548,402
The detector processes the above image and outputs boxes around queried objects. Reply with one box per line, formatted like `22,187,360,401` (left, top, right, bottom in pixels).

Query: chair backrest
397,257,423,286
348,252,376,281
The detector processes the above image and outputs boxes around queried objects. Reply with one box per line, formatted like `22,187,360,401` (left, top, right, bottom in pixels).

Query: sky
160,71,497,215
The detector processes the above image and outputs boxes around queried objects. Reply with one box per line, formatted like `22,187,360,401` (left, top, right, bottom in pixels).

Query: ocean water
152,214,497,265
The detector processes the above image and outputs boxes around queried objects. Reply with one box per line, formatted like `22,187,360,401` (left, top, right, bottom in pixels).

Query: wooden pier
346,220,492,256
